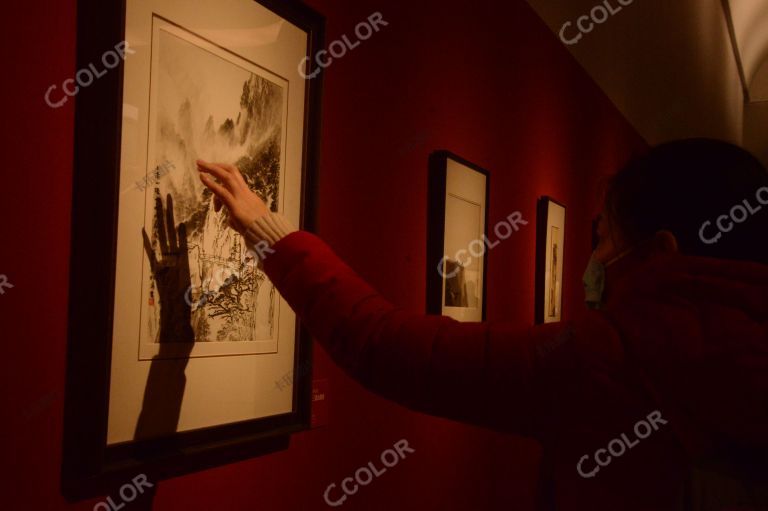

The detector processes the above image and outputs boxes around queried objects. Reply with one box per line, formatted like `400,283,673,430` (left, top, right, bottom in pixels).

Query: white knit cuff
245,213,298,247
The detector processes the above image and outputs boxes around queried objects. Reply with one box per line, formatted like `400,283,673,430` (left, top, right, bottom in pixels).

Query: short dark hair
605,139,768,264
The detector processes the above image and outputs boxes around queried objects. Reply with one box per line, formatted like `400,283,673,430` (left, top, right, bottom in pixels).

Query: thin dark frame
426,151,491,321
62,0,324,500
534,196,566,324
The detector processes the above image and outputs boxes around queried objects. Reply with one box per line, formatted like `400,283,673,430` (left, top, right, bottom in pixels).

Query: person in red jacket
198,139,768,511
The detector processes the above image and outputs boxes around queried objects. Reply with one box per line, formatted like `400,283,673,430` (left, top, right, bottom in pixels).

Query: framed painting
63,0,324,499
535,197,566,324
427,151,490,322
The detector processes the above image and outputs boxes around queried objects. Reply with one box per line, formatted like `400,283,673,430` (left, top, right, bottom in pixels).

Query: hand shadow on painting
133,195,195,443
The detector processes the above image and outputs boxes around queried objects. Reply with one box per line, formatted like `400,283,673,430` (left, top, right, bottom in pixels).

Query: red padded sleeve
264,231,575,437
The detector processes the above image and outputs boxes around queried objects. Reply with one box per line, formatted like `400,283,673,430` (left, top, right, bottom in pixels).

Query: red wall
0,0,645,509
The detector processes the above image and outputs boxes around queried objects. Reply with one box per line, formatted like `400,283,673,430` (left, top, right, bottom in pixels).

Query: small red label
311,379,328,428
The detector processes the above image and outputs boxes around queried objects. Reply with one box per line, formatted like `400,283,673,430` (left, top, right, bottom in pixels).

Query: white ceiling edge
524,0,745,146
726,0,768,102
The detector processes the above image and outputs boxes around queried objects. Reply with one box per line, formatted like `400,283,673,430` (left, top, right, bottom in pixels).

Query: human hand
136,196,194,437
142,194,194,343
197,160,269,235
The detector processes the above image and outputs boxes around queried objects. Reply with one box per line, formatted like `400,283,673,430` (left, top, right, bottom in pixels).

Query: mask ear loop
604,234,659,268
604,247,634,268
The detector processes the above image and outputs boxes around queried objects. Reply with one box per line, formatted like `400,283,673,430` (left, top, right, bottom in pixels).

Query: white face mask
583,253,606,310
582,247,636,309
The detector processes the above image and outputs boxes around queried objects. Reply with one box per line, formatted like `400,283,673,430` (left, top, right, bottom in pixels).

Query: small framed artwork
535,197,566,324
427,151,490,322
63,0,324,499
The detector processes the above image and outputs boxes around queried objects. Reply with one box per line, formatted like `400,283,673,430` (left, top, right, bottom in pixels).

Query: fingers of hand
165,194,178,251
221,163,248,187
197,160,264,225
202,161,249,191
197,161,237,191
154,197,170,256
177,222,188,252
142,228,158,271
199,173,235,210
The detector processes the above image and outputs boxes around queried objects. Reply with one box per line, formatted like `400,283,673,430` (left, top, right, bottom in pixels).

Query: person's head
594,139,768,266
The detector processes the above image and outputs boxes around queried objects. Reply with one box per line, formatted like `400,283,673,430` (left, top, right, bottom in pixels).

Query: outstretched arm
264,229,574,436
197,160,574,437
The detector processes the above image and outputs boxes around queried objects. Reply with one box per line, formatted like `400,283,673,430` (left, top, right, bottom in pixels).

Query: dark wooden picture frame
62,0,324,500
535,197,566,324
427,151,490,322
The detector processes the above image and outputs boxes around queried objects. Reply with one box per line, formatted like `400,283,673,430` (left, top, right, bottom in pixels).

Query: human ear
652,230,679,254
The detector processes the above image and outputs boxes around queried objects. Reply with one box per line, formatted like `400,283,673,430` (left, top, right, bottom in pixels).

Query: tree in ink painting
143,27,285,344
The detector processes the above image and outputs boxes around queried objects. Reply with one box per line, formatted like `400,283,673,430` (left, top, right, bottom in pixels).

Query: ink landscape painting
139,18,288,359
